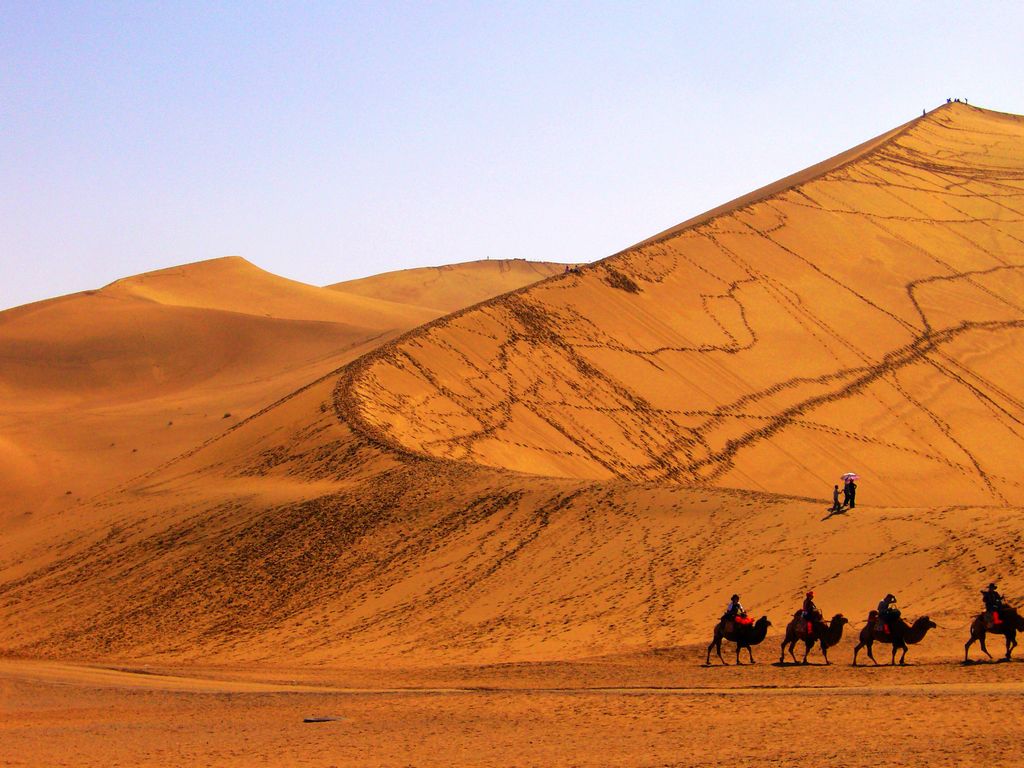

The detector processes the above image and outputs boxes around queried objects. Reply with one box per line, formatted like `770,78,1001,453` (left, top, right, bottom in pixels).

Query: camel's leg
780,638,793,664
707,636,725,665
734,643,742,665
801,640,811,665
821,643,830,665
853,642,862,666
788,641,799,664
866,641,878,666
1005,634,1014,661
965,630,977,662
898,644,908,666
978,633,993,660
890,644,897,666
746,646,755,664
707,630,721,665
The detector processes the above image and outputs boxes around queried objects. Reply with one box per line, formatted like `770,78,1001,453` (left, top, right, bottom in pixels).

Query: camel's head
757,615,772,629
916,616,937,630
831,613,849,627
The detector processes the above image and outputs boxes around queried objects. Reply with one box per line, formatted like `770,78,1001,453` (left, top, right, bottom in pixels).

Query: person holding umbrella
840,472,859,509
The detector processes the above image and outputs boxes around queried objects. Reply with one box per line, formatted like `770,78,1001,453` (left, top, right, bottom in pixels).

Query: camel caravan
705,584,1021,667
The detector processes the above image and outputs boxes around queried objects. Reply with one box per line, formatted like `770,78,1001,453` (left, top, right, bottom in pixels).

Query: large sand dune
3,103,1023,666
349,103,1024,507
4,103,1024,767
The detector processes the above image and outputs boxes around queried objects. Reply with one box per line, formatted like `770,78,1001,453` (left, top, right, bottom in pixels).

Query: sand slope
0,257,422,523
348,104,1024,507
1,367,1021,665
2,104,1023,678
0,257,563,523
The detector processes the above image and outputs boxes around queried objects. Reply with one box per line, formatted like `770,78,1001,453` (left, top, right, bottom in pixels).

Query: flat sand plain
4,651,1023,767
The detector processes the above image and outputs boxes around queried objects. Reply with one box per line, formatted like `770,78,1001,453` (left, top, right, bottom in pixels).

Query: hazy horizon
3,1,1022,311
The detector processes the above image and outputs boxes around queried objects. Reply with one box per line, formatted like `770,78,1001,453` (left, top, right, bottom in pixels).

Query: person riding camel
877,593,899,634
982,583,1004,627
802,590,820,635
722,594,753,632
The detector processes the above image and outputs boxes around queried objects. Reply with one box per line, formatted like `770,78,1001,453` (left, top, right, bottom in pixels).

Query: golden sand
3,103,1024,766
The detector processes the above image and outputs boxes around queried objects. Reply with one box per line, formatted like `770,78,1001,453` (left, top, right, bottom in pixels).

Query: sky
2,1,1023,310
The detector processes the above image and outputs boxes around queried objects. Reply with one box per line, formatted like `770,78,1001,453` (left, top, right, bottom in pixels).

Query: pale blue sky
2,1,1022,310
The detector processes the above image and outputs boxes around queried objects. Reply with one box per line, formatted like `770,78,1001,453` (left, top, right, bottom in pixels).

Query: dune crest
103,255,435,327
329,259,569,314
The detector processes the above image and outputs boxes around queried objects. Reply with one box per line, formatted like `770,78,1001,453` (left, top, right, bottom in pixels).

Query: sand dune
0,257,563,522
4,380,1020,662
348,104,1024,507
4,104,1024,767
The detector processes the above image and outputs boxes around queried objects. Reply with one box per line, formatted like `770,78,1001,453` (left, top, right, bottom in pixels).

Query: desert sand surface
0,256,560,524
4,654,1024,767
350,103,1024,507
4,102,1024,766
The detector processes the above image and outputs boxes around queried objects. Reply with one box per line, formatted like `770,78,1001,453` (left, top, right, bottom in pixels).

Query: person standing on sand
847,481,857,509
831,484,842,512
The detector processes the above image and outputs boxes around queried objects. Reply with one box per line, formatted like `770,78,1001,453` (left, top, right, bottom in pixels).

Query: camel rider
982,583,1004,626
877,593,899,634
802,591,819,635
723,594,753,630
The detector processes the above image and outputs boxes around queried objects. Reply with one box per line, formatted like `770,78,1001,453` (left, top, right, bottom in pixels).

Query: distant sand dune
0,257,561,520
329,259,568,314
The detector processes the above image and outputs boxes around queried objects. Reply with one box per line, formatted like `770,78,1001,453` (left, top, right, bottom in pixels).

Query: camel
852,611,936,666
964,606,1024,662
706,615,771,665
779,612,849,665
